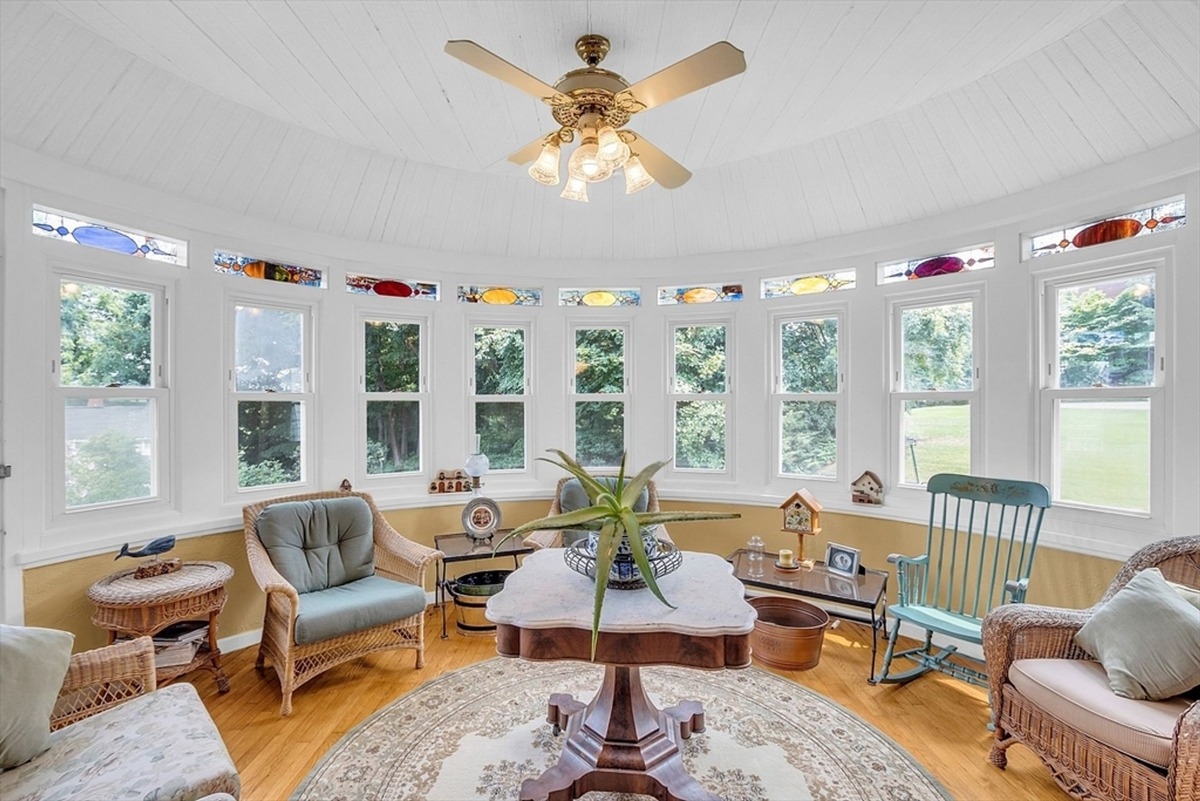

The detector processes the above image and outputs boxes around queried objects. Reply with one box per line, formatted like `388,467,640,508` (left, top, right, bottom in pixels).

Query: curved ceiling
2,1,1197,264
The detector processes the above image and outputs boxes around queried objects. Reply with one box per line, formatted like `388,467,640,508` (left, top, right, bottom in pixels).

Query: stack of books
151,620,208,669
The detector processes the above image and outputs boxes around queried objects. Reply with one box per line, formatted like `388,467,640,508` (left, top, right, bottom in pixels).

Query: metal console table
433,529,532,638
726,548,889,683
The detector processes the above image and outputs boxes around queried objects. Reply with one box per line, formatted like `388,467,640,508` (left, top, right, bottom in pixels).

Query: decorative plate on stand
462,496,501,541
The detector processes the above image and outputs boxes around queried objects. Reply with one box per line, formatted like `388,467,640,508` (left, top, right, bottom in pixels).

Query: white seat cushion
1009,658,1190,768
0,683,239,801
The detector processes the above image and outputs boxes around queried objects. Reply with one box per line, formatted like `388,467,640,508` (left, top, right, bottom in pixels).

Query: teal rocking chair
874,473,1050,688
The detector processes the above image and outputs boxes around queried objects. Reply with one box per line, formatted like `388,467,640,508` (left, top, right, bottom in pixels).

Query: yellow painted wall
24,498,1122,652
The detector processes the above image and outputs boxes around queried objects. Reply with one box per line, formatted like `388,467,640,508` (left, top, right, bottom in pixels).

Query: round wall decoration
462,496,501,541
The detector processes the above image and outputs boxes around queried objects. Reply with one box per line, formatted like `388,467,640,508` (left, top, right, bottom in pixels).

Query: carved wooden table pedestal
487,549,755,801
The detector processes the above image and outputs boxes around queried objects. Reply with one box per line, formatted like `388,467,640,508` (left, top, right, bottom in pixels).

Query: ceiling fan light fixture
528,140,561,186
568,140,613,183
623,155,654,194
597,125,630,167
560,175,589,202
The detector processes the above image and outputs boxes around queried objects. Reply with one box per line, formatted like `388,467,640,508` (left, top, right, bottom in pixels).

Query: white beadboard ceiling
1,0,1197,264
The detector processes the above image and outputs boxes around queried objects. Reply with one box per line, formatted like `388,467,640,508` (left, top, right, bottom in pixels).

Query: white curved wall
3,138,1198,622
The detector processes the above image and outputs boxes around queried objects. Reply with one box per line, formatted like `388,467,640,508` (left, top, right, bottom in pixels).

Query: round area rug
291,658,951,801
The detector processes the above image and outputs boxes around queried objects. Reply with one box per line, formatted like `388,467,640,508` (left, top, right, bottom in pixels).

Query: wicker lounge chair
983,535,1200,801
243,490,441,716
0,636,239,800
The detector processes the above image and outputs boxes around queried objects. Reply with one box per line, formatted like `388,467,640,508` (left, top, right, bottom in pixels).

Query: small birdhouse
851,471,884,505
780,489,822,559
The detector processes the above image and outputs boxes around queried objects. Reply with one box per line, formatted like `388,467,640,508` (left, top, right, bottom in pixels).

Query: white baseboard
217,628,261,655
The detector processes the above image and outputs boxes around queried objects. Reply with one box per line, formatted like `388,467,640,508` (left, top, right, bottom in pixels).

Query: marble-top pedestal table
486,548,756,801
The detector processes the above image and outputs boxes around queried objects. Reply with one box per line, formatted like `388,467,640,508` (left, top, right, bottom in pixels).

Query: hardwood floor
202,607,1066,801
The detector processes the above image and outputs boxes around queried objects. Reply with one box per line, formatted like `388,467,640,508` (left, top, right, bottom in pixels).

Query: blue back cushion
560,477,650,547
257,497,374,593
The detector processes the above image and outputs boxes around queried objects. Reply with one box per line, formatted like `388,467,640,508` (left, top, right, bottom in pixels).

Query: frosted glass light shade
561,175,589,202
623,156,655,194
464,452,490,479
568,142,613,182
528,141,561,186
597,125,630,168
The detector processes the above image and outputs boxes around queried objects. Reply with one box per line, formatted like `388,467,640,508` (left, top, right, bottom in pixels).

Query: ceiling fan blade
445,40,564,103
507,134,552,165
623,131,692,189
619,42,746,113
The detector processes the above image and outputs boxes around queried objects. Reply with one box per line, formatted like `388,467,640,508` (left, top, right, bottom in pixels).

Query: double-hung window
889,294,980,485
230,301,312,491
571,326,628,467
361,316,425,477
471,323,529,470
54,275,168,514
671,322,730,471
775,312,842,479
1039,262,1163,515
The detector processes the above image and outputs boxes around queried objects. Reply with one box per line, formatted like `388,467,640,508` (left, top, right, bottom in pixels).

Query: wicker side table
87,560,233,693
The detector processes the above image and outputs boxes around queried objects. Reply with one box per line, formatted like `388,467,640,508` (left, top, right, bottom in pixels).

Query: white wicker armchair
983,536,1200,801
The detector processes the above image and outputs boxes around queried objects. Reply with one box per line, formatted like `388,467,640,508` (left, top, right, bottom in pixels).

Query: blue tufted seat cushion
257,497,375,593
294,575,427,645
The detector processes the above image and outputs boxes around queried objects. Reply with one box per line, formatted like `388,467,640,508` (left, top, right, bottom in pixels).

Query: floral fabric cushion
0,683,239,800
0,624,74,770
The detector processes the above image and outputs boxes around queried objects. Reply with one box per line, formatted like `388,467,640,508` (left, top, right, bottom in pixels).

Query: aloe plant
497,449,739,657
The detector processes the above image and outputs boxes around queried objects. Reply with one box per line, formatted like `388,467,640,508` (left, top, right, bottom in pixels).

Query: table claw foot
663,700,705,739
546,693,585,736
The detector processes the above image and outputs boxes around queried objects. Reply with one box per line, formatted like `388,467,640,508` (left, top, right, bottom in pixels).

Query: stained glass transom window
1026,197,1186,260
558,288,641,307
32,206,187,265
878,244,994,285
762,270,856,299
347,274,439,300
214,251,325,288
458,286,542,306
657,284,744,305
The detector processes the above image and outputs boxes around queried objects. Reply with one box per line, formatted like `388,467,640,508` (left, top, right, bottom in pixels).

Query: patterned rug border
291,657,955,801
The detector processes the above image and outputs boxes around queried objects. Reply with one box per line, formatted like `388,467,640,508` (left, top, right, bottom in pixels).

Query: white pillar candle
778,549,795,567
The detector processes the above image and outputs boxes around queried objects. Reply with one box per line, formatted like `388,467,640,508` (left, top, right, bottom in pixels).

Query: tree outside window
573,327,626,468
895,300,975,484
473,326,527,470
59,280,160,509
778,316,839,478
1048,272,1156,512
364,320,422,475
234,304,307,488
672,324,728,470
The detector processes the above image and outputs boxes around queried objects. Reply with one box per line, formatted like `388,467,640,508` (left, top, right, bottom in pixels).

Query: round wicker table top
87,560,233,607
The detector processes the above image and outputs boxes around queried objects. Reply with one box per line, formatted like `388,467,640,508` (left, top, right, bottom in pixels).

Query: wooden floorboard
199,607,1066,801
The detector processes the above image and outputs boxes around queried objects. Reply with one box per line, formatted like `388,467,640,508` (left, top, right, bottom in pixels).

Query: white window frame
50,268,172,523
357,311,429,483
468,317,533,473
1035,254,1167,523
772,307,846,483
667,317,733,475
887,287,984,488
568,321,631,469
225,295,316,498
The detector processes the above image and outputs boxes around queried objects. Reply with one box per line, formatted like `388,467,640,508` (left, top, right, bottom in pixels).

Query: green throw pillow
0,624,74,769
1075,568,1200,701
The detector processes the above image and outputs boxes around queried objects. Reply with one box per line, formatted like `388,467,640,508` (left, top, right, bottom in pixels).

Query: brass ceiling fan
445,34,745,201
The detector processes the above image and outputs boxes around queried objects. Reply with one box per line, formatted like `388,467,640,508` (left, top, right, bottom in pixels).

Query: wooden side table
87,560,233,693
486,549,754,801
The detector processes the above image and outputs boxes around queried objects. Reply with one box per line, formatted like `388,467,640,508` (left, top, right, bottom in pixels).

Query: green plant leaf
590,521,620,659
621,508,673,610
632,510,741,526
620,459,670,508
